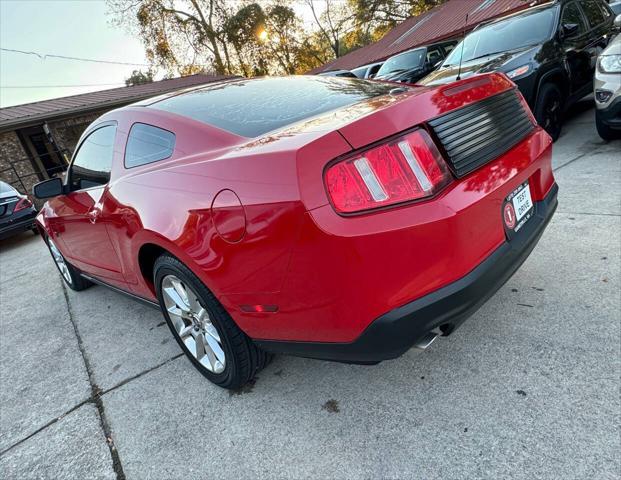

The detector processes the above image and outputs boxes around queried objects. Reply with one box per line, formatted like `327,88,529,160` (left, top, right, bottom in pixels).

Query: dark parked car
0,181,37,240
351,62,384,79
374,40,457,84
421,0,616,141
318,69,357,78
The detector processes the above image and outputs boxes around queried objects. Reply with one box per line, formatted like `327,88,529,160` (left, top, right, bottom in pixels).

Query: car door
559,2,592,96
54,122,125,283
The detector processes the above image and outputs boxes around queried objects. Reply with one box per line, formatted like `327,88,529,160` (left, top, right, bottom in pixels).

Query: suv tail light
14,197,33,212
324,129,451,214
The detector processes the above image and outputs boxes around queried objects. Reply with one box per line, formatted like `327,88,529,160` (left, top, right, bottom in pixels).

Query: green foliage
125,69,154,86
106,0,446,76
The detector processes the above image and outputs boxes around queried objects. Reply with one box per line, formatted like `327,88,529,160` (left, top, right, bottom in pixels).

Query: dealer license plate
503,181,534,237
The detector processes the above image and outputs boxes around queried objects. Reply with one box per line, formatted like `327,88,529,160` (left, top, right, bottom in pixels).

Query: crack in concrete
0,351,182,459
557,211,621,217
59,279,127,480
0,398,91,457
552,144,615,172
100,354,183,396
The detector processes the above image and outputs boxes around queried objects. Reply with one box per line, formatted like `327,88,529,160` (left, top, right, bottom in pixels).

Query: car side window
561,3,587,36
581,0,607,26
69,125,116,190
124,123,176,168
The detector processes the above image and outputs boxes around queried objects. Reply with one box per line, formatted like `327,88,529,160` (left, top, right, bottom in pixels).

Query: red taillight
324,129,451,214
14,197,33,212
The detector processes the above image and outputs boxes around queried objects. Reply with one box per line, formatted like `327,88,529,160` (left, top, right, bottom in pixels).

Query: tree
125,69,154,86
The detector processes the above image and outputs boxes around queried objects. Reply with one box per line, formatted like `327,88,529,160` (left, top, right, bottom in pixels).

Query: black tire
154,254,272,389
596,110,619,141
534,83,563,142
45,236,92,291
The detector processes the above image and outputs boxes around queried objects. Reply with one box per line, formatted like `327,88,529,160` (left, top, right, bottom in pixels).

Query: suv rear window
150,77,395,138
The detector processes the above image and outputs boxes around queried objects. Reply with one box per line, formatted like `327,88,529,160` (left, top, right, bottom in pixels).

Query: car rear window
150,77,395,137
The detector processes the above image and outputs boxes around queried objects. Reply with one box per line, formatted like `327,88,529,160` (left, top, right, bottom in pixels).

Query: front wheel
154,254,272,389
534,83,563,142
46,237,91,291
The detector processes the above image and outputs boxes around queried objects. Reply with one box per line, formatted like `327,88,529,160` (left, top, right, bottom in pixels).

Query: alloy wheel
49,239,72,285
161,274,226,374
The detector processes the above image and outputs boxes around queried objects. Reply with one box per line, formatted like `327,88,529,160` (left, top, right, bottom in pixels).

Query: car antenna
456,13,469,81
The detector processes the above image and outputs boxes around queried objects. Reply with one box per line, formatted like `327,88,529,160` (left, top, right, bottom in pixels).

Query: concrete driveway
1,100,619,480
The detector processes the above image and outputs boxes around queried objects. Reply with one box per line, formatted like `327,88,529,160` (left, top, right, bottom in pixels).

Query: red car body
36,74,557,364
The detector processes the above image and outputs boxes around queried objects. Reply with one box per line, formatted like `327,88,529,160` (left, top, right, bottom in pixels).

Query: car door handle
88,209,101,224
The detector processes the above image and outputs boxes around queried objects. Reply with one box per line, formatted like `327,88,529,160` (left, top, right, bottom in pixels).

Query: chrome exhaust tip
413,332,439,351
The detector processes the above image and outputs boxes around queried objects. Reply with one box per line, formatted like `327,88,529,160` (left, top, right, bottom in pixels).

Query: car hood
420,45,539,86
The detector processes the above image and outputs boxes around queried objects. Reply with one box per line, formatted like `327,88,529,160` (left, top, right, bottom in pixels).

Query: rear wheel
596,110,619,141
154,254,272,389
46,237,91,291
534,83,563,142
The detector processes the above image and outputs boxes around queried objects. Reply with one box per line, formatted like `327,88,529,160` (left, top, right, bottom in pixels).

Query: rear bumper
0,210,37,240
256,183,558,363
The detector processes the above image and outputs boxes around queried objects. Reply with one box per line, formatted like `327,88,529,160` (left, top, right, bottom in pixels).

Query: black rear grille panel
428,90,535,178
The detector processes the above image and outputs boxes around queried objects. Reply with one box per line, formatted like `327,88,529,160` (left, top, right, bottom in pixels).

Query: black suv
374,40,457,84
420,0,616,141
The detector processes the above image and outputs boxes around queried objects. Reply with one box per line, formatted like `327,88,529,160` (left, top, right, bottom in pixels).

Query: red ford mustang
34,74,557,389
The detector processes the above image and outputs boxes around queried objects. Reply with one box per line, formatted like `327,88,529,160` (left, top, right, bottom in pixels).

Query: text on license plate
503,181,534,233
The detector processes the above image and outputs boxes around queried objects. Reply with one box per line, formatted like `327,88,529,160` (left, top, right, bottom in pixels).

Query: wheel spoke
194,332,207,362
178,324,194,339
163,287,189,312
170,279,190,307
204,323,220,343
205,333,226,364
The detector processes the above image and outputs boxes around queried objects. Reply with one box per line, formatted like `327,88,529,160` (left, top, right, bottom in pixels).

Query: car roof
143,76,396,138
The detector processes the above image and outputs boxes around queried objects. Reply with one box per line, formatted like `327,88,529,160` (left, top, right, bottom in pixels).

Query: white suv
595,27,621,140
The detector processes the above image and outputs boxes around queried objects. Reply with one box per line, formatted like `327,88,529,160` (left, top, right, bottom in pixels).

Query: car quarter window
70,124,116,190
124,123,176,168
581,0,607,26
561,3,587,35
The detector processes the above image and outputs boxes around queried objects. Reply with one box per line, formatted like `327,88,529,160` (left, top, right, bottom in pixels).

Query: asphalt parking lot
1,99,619,480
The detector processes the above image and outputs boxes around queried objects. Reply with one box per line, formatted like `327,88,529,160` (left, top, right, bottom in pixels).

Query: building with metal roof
0,73,235,194
311,0,542,74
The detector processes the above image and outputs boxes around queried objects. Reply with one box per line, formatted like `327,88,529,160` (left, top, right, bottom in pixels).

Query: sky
0,0,152,107
0,0,323,108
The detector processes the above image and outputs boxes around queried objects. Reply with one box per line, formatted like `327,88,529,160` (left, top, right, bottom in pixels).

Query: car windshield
377,49,425,76
444,7,557,66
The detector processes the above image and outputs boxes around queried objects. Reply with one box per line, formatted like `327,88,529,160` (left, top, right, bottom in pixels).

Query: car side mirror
33,177,64,199
561,23,580,39
614,14,621,29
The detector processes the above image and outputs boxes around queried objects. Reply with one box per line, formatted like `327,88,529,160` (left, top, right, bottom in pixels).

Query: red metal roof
311,0,544,73
0,73,237,131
